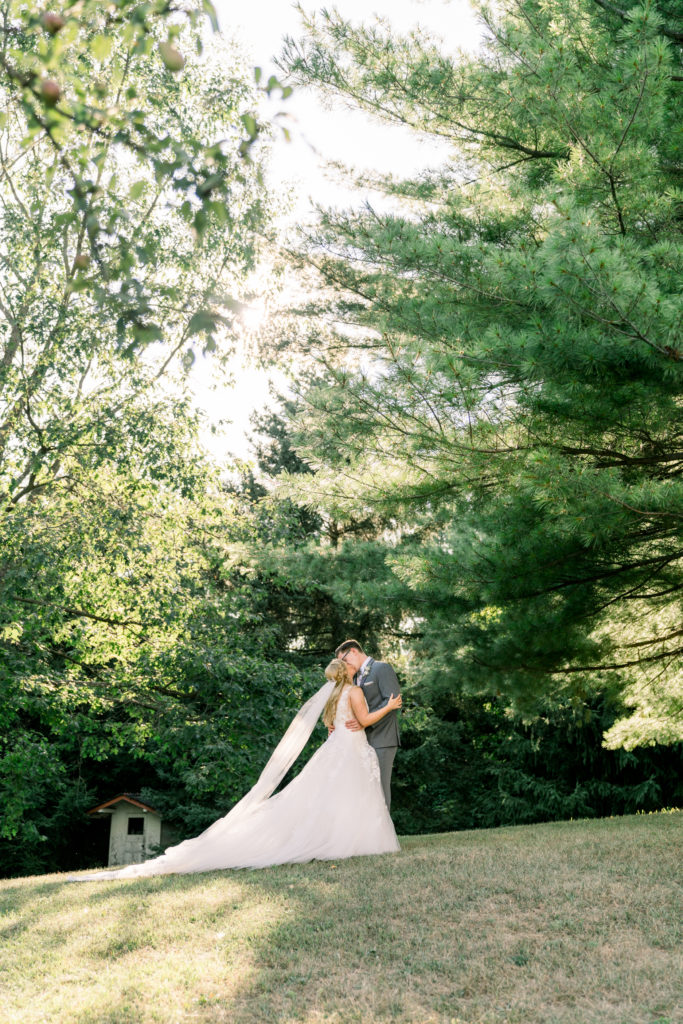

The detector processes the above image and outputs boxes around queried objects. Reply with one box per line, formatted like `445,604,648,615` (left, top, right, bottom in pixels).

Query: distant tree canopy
276,0,683,748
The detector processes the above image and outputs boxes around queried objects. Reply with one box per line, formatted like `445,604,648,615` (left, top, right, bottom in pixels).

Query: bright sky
191,0,481,463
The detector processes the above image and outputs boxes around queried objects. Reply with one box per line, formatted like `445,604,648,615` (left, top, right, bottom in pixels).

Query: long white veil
197,677,335,834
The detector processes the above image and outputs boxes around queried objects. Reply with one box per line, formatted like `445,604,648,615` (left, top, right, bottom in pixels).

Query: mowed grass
1,813,681,1024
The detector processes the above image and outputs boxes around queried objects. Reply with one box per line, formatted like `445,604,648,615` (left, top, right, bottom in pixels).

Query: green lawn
1,812,681,1024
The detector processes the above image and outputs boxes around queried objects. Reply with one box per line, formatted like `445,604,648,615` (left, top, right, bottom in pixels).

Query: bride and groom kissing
72,639,402,880
331,639,402,811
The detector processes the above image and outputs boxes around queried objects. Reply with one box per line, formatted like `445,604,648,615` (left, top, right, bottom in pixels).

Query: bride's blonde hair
322,659,350,728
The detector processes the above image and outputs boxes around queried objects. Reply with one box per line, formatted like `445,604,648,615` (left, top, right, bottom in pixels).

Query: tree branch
14,595,154,629
590,0,683,43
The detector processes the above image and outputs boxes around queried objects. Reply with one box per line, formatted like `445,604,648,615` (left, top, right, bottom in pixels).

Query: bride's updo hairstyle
322,659,350,728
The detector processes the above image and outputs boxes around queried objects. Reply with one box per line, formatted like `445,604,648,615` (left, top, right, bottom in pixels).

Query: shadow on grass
2,816,682,1024
0,869,260,975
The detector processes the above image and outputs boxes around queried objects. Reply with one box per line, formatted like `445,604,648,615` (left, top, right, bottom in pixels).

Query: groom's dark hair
335,639,365,658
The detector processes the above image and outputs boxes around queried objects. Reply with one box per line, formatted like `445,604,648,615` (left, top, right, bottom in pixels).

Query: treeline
2,399,680,877
1,0,681,877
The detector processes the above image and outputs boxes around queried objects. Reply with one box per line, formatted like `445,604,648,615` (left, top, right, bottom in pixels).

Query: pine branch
523,550,683,598
548,646,683,672
622,628,683,649
590,0,683,43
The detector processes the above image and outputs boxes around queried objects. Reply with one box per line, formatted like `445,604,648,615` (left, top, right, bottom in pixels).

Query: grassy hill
1,813,681,1024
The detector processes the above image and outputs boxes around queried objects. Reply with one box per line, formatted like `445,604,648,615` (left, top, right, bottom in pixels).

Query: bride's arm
348,686,402,727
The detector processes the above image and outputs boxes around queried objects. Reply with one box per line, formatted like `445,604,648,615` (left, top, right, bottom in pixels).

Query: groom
335,639,401,810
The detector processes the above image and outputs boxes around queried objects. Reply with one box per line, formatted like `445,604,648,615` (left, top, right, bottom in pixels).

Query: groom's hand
344,719,363,732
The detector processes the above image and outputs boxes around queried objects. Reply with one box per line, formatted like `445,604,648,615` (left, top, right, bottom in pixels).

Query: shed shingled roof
87,793,159,815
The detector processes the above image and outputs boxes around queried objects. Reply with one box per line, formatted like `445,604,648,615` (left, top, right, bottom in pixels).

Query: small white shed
88,793,164,867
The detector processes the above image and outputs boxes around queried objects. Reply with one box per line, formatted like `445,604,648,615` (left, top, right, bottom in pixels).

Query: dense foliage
0,1,303,875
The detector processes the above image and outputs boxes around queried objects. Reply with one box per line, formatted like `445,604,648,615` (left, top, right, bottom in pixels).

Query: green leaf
91,34,113,61
187,311,219,337
203,0,219,32
133,323,164,346
241,113,258,139
196,173,224,198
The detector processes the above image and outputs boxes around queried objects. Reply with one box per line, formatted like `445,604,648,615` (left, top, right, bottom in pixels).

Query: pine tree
276,0,683,746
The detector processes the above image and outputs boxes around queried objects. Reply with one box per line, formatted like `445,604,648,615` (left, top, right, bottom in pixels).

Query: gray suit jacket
356,658,401,749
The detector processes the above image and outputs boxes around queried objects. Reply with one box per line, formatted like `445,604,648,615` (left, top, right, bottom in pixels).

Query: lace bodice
333,685,355,729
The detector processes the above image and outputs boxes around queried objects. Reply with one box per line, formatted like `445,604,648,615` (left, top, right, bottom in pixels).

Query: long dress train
71,683,399,879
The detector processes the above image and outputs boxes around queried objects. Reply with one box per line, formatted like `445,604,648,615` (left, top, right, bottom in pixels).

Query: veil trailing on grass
70,679,336,880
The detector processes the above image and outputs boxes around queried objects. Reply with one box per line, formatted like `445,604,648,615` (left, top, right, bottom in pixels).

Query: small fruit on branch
41,12,65,35
40,79,61,105
158,41,185,72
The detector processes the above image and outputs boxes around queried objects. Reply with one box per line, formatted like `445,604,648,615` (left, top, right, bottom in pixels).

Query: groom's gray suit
355,657,401,810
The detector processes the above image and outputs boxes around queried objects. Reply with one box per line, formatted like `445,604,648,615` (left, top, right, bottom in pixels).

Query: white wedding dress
72,683,399,879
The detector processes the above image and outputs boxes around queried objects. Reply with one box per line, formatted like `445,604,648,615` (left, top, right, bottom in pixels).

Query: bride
71,659,401,879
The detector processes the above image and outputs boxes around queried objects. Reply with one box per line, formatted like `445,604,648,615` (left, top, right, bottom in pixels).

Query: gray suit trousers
374,746,397,810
